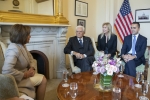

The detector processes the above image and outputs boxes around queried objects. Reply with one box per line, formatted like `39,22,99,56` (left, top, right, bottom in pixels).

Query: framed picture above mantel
75,0,88,17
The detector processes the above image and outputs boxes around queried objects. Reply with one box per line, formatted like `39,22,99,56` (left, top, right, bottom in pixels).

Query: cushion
136,64,145,72
72,66,81,74
0,74,19,99
144,47,149,60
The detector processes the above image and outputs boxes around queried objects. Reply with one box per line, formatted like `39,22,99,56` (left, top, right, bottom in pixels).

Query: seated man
64,26,95,72
121,22,147,77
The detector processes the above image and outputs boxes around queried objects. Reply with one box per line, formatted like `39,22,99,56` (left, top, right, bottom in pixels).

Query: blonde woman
97,22,117,58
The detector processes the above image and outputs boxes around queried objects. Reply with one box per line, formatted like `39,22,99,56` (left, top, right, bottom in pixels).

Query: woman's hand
28,67,35,77
23,68,35,78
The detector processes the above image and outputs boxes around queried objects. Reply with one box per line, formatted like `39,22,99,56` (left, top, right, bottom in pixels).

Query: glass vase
100,74,113,91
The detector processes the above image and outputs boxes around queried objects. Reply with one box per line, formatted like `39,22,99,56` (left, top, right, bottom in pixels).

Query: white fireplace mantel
0,22,70,79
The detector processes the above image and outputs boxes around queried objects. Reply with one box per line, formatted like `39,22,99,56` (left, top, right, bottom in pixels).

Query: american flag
114,0,133,43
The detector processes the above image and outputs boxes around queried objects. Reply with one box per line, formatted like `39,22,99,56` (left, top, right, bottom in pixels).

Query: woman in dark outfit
97,22,117,59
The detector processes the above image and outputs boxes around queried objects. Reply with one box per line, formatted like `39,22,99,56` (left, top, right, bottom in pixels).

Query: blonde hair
100,22,112,39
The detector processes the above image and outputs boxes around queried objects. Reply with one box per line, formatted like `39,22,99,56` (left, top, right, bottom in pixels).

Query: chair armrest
0,74,20,99
68,54,81,73
68,54,75,69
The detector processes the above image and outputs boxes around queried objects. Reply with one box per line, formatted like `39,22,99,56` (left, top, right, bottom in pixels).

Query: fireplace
30,50,49,79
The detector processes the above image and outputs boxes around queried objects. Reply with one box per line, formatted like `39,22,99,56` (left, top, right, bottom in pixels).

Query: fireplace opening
30,50,49,79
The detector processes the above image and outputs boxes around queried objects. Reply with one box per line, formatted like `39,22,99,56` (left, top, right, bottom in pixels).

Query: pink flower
107,70,113,75
92,54,120,76
92,61,98,67
99,66,106,74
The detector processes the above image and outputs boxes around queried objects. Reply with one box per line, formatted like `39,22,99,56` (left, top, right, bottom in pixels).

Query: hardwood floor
44,79,62,100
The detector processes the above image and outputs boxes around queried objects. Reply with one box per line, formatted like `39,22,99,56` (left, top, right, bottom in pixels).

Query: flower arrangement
92,52,121,76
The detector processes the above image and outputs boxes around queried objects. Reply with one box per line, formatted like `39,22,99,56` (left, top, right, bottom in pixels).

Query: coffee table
57,71,150,100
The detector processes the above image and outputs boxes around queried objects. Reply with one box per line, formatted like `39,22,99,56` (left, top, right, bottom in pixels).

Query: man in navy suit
64,26,95,72
121,22,147,77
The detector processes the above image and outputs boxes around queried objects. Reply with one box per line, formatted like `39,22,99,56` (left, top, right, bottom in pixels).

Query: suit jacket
121,34,147,64
64,36,94,61
97,33,117,57
2,43,36,98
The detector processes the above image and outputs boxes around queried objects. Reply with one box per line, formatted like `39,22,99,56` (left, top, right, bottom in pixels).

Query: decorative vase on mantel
99,74,113,91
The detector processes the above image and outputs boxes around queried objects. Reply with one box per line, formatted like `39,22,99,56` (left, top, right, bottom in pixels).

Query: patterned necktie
132,35,136,55
79,39,83,47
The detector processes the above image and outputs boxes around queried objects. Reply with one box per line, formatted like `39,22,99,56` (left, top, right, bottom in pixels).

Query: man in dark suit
64,26,95,72
121,22,147,77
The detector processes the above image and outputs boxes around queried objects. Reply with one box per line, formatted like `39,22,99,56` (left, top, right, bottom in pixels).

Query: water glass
112,87,121,100
63,70,68,82
69,82,78,99
62,70,69,87
135,72,142,88
139,80,149,100
118,64,124,78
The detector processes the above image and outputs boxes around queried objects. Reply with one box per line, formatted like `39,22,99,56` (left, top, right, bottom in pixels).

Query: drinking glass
135,72,142,88
112,87,121,100
62,70,69,87
139,80,149,100
118,63,124,78
69,82,78,99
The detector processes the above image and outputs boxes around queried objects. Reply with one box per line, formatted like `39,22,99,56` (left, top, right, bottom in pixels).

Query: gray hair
75,25,85,32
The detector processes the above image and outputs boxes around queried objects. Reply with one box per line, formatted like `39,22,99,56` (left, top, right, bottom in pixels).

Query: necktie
79,39,83,47
132,35,136,55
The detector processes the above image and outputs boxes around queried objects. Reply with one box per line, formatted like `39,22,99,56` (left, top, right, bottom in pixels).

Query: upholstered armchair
68,37,97,74
0,41,7,74
0,74,20,100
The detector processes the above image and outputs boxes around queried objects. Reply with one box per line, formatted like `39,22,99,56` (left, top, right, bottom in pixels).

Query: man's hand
122,54,136,62
122,54,128,62
73,51,84,59
127,54,136,61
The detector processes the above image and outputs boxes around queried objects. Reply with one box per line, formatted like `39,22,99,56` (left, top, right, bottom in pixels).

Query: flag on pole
114,0,133,43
